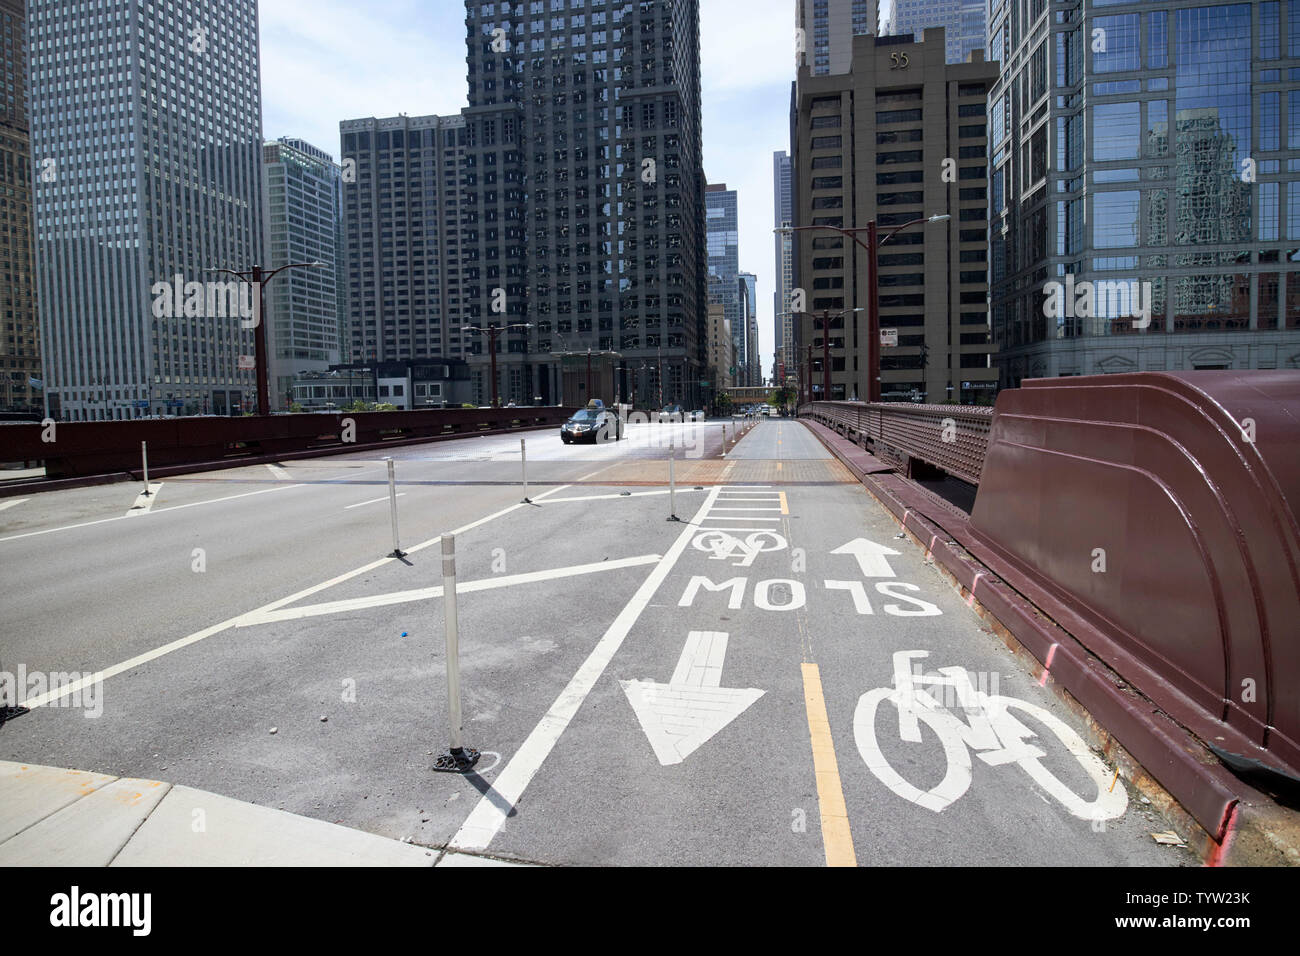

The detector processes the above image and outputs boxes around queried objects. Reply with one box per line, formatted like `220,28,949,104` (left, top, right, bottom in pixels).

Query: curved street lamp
464,322,534,407
210,261,325,416
776,214,949,402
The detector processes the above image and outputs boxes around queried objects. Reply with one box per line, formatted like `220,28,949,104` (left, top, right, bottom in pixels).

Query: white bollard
433,533,478,772
386,457,404,557
521,437,531,503
667,443,679,522
141,441,151,496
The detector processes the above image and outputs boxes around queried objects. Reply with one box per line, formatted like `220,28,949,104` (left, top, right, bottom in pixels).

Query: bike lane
449,476,1192,866
791,486,1190,867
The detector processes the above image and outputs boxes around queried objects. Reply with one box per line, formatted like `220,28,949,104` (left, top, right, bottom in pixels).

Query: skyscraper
793,28,999,402
461,0,707,409
338,114,469,371
739,270,759,384
797,0,878,77
0,0,38,417
706,183,741,382
773,150,795,382
29,0,265,420
885,0,986,65
989,0,1300,385
262,137,343,410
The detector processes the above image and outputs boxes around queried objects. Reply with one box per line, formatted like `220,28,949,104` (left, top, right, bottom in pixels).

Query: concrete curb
798,416,1300,867
0,760,535,867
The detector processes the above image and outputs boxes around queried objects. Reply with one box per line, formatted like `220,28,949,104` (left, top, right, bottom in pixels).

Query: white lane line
266,463,292,480
0,498,30,512
21,482,577,709
710,507,782,511
450,485,722,853
0,483,307,545
125,484,164,516
543,488,707,503
237,554,662,626
344,493,406,510
700,516,781,522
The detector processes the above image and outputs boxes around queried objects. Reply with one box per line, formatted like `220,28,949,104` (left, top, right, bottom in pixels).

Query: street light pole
776,215,948,405
211,260,324,416
466,323,532,407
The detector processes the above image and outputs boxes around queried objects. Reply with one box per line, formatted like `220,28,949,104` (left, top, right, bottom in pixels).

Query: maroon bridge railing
798,400,993,485
0,407,578,484
971,371,1300,784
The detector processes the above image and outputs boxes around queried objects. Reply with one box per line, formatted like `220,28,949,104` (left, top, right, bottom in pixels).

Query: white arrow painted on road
620,631,764,766
831,537,901,578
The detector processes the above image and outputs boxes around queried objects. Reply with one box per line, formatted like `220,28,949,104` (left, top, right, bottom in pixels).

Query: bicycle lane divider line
449,484,723,853
20,484,576,709
802,663,858,867
782,487,857,866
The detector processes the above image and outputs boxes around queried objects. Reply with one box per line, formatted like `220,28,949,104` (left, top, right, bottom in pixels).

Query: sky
259,0,798,381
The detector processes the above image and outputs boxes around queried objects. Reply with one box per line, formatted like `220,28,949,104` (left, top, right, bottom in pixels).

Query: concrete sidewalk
0,761,526,867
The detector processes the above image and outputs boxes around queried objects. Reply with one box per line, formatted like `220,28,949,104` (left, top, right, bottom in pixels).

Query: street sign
728,366,736,375
699,380,710,387
133,400,149,409
881,328,898,347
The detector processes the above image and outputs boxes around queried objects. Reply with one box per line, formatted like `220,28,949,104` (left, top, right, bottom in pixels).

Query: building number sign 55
890,51,910,69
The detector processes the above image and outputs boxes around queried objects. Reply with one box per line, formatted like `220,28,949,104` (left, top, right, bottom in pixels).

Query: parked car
658,404,684,422
560,399,623,443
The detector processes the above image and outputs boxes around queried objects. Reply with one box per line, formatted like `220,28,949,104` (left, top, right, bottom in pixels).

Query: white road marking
266,463,292,480
854,649,1127,820
831,537,902,578
621,630,765,765
542,488,706,503
450,485,723,852
125,484,164,516
344,493,407,510
20,483,575,709
699,516,781,522
0,498,30,512
0,483,307,545
236,554,662,626
710,507,782,511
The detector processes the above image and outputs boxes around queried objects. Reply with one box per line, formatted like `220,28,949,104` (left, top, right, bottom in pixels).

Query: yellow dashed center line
801,663,857,867
779,491,789,514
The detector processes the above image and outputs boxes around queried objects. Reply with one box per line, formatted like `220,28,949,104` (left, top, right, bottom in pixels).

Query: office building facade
262,137,343,410
0,0,37,417
773,149,795,381
338,114,469,386
739,270,759,384
29,0,265,420
706,182,742,384
886,0,987,65
797,0,878,77
793,29,1000,402
989,0,1300,385
461,0,707,409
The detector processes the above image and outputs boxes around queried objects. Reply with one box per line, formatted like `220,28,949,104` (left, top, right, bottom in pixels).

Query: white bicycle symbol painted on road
691,530,787,568
854,650,1127,821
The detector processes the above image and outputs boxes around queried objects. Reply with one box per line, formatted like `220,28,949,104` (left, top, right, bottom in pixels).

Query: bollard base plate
667,515,681,522
0,705,30,728
433,747,481,773
390,549,407,559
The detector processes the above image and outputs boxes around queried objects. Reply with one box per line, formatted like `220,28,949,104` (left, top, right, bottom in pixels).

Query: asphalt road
0,419,1194,865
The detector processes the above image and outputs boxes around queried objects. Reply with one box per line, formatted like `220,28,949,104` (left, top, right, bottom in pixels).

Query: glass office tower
706,183,741,383
989,0,1300,385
